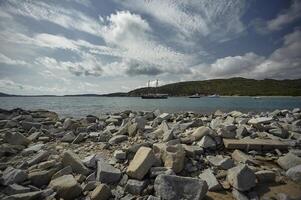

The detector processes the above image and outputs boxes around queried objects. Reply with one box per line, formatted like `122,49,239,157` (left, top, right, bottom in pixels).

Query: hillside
128,78,301,96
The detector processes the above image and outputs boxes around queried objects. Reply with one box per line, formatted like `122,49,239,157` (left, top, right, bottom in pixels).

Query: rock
27,150,49,166
255,170,276,183
4,132,30,146
125,179,147,195
286,164,301,183
199,169,222,191
62,150,90,175
52,166,73,179
2,183,31,195
108,135,128,145
227,164,256,191
82,181,100,191
231,150,258,165
248,117,273,125
127,147,155,180
49,174,82,200
96,160,121,183
158,113,171,121
114,150,126,160
182,145,203,158
21,121,41,131
83,154,104,169
3,191,42,200
128,123,138,137
147,195,160,200
197,135,216,149
90,184,111,200
269,128,289,139
277,152,301,170
217,128,236,138
28,169,56,187
27,132,41,141
232,189,249,200
154,175,208,200
162,144,185,173
72,132,86,144
236,126,249,138
61,131,76,142
0,167,28,186
223,139,288,151
163,129,174,142
190,126,212,141
207,155,234,170
22,144,44,155
150,167,175,178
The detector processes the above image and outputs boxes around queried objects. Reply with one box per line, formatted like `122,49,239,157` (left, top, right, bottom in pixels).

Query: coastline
0,107,301,199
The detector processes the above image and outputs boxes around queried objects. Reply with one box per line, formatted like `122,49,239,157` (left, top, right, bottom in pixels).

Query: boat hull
141,95,168,99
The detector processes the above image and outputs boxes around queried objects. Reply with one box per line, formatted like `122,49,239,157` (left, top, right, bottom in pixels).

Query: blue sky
0,0,300,95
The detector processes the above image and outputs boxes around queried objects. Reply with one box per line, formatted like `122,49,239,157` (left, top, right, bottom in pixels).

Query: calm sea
0,96,301,118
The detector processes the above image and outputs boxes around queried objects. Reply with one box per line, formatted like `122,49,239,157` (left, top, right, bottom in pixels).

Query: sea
0,96,301,118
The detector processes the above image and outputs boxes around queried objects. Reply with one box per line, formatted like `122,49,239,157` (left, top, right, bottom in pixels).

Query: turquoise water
0,96,301,118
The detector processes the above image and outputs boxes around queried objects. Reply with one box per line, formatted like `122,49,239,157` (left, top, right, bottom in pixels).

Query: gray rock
255,170,276,183
154,175,208,200
161,144,185,173
147,195,160,200
268,128,288,139
27,132,41,141
286,164,301,182
96,160,121,184
125,179,147,195
4,132,30,146
232,189,249,200
114,150,126,160
248,117,273,125
0,167,28,186
190,126,213,141
277,152,301,170
27,150,49,166
231,150,258,165
49,174,82,200
90,184,111,200
207,155,234,170
3,191,42,200
199,169,222,191
61,131,76,142
217,128,236,138
108,135,128,145
52,166,73,179
197,135,216,149
2,184,31,195
182,144,203,158
72,132,86,144
227,164,256,191
150,167,175,178
21,144,44,155
28,169,56,187
62,150,90,175
82,154,104,169
21,121,41,131
236,126,249,138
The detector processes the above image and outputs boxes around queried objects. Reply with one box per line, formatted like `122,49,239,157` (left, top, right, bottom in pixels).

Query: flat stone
21,121,42,131
62,150,89,175
0,166,28,186
28,169,56,187
199,169,222,191
50,175,82,200
277,152,301,170
127,147,155,180
227,164,256,192
207,155,234,170
286,164,301,183
125,179,147,195
22,144,44,155
255,170,276,183
96,160,121,184
108,135,128,145
154,175,208,200
248,117,273,125
27,132,41,141
27,150,49,166
223,139,288,150
4,132,30,146
90,184,111,200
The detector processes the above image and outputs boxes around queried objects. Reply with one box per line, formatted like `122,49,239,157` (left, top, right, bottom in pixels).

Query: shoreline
0,108,301,199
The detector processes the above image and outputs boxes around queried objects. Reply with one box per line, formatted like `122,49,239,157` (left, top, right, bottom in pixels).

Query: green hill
128,77,301,96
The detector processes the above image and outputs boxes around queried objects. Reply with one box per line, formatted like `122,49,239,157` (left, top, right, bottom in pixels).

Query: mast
156,79,158,94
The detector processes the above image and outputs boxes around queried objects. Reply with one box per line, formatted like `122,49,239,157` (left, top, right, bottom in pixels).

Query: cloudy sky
0,0,301,95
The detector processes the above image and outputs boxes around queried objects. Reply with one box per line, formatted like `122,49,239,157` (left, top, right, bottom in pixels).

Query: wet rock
255,170,276,183
199,169,222,191
4,132,30,146
108,135,128,145
286,164,301,183
62,150,89,175
0,167,27,186
90,184,111,200
277,152,301,170
49,174,82,200
125,179,147,195
96,160,121,184
207,155,234,170
127,147,155,180
154,174,208,200
227,164,256,191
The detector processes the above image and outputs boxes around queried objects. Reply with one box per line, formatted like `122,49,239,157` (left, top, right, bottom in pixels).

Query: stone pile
0,107,301,199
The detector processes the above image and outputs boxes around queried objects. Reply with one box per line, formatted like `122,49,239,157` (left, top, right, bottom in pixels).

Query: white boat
253,96,261,99
208,94,220,98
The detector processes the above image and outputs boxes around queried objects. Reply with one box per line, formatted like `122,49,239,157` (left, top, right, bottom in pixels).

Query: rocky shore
0,107,301,200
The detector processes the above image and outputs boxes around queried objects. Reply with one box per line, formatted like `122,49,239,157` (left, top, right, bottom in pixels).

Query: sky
0,0,301,95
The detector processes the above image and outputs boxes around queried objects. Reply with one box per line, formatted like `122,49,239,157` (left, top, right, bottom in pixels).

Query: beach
0,107,301,199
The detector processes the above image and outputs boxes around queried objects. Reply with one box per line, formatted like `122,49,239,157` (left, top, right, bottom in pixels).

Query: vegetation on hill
128,78,301,96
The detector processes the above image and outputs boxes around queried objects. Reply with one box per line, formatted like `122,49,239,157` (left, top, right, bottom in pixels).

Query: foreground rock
154,175,208,200
227,164,256,191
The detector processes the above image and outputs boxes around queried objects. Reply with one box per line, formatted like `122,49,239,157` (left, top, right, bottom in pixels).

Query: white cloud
118,0,246,41
0,53,27,65
267,0,301,31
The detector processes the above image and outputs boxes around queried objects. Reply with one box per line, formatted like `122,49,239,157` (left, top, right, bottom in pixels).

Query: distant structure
141,79,168,99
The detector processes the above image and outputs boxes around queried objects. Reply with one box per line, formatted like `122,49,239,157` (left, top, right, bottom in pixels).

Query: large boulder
62,151,89,175
127,147,155,180
154,175,208,200
49,174,82,200
227,164,256,191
